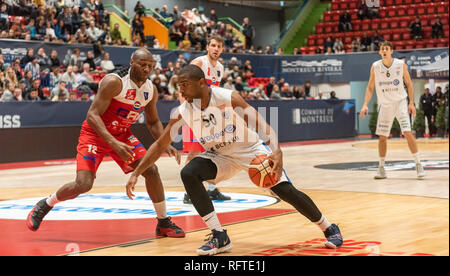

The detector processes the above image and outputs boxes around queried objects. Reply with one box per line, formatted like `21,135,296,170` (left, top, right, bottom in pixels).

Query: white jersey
177,87,261,156
373,58,408,105
195,55,224,87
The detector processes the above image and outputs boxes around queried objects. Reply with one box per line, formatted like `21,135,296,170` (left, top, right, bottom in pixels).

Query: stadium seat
316,34,326,46
441,15,449,25
349,1,357,9
387,6,396,18
331,2,339,10
426,3,436,14
416,40,425,49
402,31,411,40
444,25,449,37
385,0,395,6
344,33,353,44
300,47,308,55
405,40,416,49
394,0,404,5
417,4,427,15
392,29,403,41
345,44,353,52
379,7,387,18
370,18,381,30
380,19,390,29
423,26,432,38
332,11,341,22
437,2,446,14
399,17,410,28
390,19,400,29
308,36,316,46
407,7,416,16
352,20,362,31
362,20,371,30
436,38,448,47
383,30,393,40
413,0,423,3
339,1,349,10
307,46,317,55
404,0,413,4
323,11,332,22
397,6,406,17
315,23,324,34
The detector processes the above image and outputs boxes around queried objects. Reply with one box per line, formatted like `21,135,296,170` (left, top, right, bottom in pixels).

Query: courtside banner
0,39,447,84
0,100,355,141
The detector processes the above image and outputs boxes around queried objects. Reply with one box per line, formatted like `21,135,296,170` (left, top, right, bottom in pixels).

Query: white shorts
198,142,291,187
376,99,411,137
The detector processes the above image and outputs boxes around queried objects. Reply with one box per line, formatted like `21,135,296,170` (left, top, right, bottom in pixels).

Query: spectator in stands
100,52,115,73
49,49,61,68
71,6,81,31
84,50,96,71
12,87,23,101
81,7,95,25
69,48,83,69
131,14,144,42
410,16,423,40
270,84,282,100
315,90,325,100
335,45,345,54
110,23,122,44
45,21,56,40
0,82,14,101
265,77,276,98
55,19,68,41
13,62,23,83
134,1,146,18
5,66,18,88
420,87,434,135
31,78,48,100
0,3,8,32
293,85,306,100
357,0,369,20
176,54,188,67
69,91,78,101
293,48,301,55
50,80,68,100
325,47,333,55
329,91,339,100
323,37,334,52
24,56,40,80
74,21,90,43
209,8,218,23
26,18,39,40
40,68,52,89
234,76,245,93
304,81,312,97
61,65,78,89
315,47,323,54
351,37,361,52
80,91,91,101
36,47,51,70
242,17,255,50
360,32,372,52
20,48,34,68
25,87,41,101
333,37,344,53
59,6,73,35
431,17,444,39
281,83,295,100
167,74,179,96
36,17,46,39
371,30,384,51
77,63,94,85
87,20,105,43
21,70,33,91
223,76,235,90
339,11,352,32
49,65,62,90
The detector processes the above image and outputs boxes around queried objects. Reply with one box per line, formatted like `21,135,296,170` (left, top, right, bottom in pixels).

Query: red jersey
81,73,155,136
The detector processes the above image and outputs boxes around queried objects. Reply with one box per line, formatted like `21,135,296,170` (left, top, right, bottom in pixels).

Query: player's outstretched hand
166,145,181,165
360,105,369,118
126,173,138,200
266,149,283,183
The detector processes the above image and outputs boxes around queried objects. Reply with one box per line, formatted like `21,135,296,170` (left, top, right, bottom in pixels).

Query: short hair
179,64,205,80
380,41,393,49
207,35,224,46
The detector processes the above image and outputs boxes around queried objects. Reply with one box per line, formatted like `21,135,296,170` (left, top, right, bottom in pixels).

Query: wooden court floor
0,138,448,256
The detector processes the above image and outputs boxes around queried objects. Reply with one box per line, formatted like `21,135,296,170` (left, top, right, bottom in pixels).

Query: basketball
248,154,277,188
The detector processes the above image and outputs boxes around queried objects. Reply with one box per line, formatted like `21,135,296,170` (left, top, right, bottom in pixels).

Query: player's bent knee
75,179,93,194
142,164,159,178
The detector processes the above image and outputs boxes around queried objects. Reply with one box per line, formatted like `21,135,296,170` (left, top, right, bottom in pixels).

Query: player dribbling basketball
360,41,425,179
125,65,343,255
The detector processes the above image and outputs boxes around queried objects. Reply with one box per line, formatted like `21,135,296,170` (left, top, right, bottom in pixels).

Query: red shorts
182,125,205,153
76,127,147,176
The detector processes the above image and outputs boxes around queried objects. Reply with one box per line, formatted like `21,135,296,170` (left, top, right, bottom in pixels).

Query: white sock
153,200,167,219
412,152,421,165
315,215,332,232
208,184,216,192
202,211,223,232
379,157,385,167
46,193,60,207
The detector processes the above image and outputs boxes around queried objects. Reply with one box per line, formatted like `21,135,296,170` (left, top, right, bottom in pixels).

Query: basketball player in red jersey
26,48,185,238
182,35,231,203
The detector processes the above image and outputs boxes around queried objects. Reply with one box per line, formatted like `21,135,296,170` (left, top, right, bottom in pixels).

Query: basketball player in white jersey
360,41,425,179
126,65,343,255
182,35,231,203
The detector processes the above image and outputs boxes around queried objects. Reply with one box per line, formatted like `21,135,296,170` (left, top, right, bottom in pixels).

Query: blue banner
0,100,355,141
1,39,447,84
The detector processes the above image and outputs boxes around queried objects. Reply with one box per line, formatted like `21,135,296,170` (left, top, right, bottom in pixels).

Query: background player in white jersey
125,65,343,255
360,41,425,179
183,35,230,203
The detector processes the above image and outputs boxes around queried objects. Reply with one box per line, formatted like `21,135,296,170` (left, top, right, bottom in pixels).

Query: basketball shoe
197,229,233,256
416,163,426,179
374,166,387,179
26,198,53,231
208,188,231,201
156,216,185,238
324,224,343,249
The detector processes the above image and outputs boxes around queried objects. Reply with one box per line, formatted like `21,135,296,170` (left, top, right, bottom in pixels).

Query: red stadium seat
436,38,448,47
404,0,412,4
402,31,411,40
437,2,446,14
371,18,381,29
394,0,404,5
307,46,317,55
383,30,393,40
397,6,406,16
345,44,353,52
405,40,416,49
441,15,449,25
362,20,371,30
379,7,387,17
392,30,402,41
385,0,395,6
444,25,449,37
331,2,339,10
324,22,334,33
390,19,400,29
332,11,341,22
300,47,308,55
425,39,435,48
339,1,349,10
423,26,432,38
399,16,410,28
349,1,357,9
315,23,324,34
417,4,427,15
416,40,425,49
426,3,436,14
308,35,316,46
407,7,416,16
413,0,422,4
323,11,332,22
388,6,397,17
352,20,362,31
316,34,326,46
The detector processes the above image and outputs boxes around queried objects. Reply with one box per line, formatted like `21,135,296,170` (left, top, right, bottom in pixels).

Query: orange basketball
248,154,277,188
